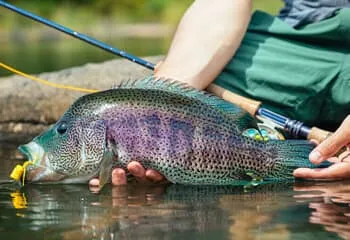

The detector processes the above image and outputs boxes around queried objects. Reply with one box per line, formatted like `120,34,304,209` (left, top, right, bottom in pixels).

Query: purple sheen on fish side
168,118,194,156
105,109,195,162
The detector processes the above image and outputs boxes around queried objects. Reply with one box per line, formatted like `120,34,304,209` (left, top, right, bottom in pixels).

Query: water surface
0,134,349,240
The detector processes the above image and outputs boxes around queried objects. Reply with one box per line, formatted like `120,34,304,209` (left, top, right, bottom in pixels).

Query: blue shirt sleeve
278,0,350,27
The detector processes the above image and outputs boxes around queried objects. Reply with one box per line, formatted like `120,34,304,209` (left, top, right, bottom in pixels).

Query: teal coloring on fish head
18,113,108,184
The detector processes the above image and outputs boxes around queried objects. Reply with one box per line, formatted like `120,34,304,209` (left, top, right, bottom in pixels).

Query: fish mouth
18,142,65,182
18,142,44,164
18,144,35,162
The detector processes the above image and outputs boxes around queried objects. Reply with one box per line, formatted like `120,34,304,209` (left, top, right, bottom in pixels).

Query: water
0,134,349,240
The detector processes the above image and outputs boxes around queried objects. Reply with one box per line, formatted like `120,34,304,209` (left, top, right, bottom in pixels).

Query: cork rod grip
207,84,261,116
307,127,332,143
208,84,333,143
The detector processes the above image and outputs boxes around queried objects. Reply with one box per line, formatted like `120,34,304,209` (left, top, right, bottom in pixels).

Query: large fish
17,77,319,188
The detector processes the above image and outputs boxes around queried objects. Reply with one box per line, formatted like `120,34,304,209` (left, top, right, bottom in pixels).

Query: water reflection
2,184,233,239
295,181,350,240
0,181,348,240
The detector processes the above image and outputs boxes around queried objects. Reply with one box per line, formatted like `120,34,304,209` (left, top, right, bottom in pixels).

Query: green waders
214,9,350,131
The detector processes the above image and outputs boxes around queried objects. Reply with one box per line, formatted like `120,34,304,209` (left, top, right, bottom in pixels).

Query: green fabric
214,9,350,131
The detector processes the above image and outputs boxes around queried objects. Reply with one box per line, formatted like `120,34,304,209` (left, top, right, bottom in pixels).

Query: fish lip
17,142,46,179
18,142,45,164
18,142,67,182
18,144,34,162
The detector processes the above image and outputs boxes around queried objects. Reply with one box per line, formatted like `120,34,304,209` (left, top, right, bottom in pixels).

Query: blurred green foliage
0,0,284,76
1,0,283,28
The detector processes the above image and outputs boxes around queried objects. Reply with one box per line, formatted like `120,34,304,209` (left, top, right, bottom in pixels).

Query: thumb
310,116,350,164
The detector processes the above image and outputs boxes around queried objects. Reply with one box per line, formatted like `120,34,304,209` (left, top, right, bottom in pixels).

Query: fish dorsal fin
115,76,243,113
114,76,258,132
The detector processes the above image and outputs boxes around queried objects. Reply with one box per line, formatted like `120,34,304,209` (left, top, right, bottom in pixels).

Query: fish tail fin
265,140,330,179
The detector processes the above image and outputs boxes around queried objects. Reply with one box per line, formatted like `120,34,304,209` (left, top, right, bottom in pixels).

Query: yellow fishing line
21,161,34,186
0,62,99,93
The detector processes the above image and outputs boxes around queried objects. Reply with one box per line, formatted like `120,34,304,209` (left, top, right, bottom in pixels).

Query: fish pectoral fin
98,151,114,191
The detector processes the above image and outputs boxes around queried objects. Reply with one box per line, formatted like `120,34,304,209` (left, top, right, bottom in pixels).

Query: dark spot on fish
141,113,161,138
168,118,194,156
227,134,244,147
203,127,223,141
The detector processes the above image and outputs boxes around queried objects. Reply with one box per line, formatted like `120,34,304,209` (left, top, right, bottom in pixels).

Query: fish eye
57,122,68,135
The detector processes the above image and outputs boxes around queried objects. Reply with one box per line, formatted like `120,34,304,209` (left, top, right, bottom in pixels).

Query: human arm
294,115,350,179
155,0,252,90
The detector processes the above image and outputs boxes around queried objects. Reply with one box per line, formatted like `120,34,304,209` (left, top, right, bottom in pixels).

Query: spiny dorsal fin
115,75,244,112
114,75,258,132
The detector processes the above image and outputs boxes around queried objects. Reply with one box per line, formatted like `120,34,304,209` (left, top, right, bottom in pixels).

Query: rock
0,123,50,135
0,56,163,134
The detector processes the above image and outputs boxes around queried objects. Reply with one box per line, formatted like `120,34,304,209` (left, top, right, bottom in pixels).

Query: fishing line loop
0,62,99,93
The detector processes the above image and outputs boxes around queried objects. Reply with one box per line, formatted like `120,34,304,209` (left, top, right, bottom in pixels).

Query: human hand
89,161,166,186
294,116,350,180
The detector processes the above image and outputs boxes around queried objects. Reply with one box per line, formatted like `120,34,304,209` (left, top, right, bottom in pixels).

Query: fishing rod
0,1,154,70
0,0,331,142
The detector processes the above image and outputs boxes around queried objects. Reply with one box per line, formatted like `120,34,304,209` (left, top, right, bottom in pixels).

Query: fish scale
17,76,322,187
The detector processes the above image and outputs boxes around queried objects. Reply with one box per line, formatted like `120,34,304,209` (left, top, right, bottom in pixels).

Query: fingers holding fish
127,161,166,184
145,169,165,183
294,115,350,181
111,168,127,185
89,178,100,187
293,162,350,180
309,115,350,165
88,168,126,187
293,146,350,180
127,161,146,180
88,162,165,187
